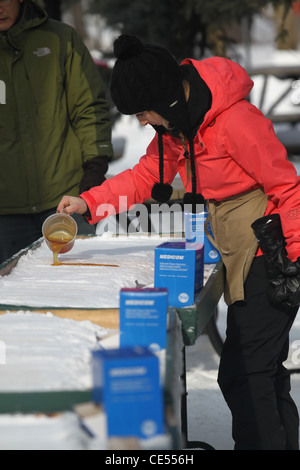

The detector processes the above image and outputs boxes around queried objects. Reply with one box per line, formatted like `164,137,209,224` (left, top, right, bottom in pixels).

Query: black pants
218,256,299,450
0,210,96,265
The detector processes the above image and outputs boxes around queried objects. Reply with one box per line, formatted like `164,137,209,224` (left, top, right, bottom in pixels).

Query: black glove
79,156,109,193
251,214,300,307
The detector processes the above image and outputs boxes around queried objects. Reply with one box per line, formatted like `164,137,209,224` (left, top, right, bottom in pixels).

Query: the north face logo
33,47,51,57
0,80,6,104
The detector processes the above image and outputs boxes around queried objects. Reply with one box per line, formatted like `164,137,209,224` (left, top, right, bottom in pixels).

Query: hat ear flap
151,133,173,203
183,137,205,213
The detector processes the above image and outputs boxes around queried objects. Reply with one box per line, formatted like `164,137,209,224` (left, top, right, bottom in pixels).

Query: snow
0,412,93,451
0,236,167,309
0,311,109,392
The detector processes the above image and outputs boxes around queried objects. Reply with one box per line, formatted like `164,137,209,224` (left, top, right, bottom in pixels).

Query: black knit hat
111,35,188,127
110,35,205,211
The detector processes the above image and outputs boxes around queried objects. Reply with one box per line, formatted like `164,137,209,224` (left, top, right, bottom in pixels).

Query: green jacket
0,0,113,214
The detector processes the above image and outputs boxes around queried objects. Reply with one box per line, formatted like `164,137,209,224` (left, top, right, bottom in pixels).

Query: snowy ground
185,298,300,451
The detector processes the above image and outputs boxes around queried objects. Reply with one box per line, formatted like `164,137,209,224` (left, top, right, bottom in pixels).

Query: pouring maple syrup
42,213,78,264
47,229,75,265
42,213,119,268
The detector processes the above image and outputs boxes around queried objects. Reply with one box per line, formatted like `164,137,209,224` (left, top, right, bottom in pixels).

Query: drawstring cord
158,133,164,185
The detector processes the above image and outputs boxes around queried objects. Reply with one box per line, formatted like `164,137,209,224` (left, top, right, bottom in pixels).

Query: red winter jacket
81,57,300,262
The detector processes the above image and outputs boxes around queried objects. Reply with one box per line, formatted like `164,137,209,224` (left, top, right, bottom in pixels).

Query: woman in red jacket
58,35,300,450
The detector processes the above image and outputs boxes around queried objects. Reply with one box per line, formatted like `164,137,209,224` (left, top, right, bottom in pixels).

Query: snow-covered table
0,234,224,450
0,234,169,329
0,234,186,449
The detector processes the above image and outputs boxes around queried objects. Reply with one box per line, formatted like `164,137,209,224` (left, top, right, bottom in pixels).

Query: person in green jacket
0,0,113,263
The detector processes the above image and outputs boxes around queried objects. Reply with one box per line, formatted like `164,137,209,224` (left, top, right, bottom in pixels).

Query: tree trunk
275,4,299,50
207,26,227,57
72,2,87,40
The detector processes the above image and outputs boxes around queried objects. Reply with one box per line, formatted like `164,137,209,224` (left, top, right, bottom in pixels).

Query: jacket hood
7,0,47,41
182,57,254,128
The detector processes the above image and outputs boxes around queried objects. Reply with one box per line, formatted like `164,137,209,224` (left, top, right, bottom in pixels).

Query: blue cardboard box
184,211,221,263
120,288,168,351
92,346,164,439
154,242,204,308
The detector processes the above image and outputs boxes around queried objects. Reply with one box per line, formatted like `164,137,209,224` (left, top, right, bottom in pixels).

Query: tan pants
206,188,268,305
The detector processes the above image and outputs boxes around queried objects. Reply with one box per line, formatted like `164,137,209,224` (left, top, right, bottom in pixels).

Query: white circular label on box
178,293,189,304
149,343,161,352
209,250,219,259
141,420,157,437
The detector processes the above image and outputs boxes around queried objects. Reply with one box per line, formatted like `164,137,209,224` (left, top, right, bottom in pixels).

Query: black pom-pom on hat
113,34,144,60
